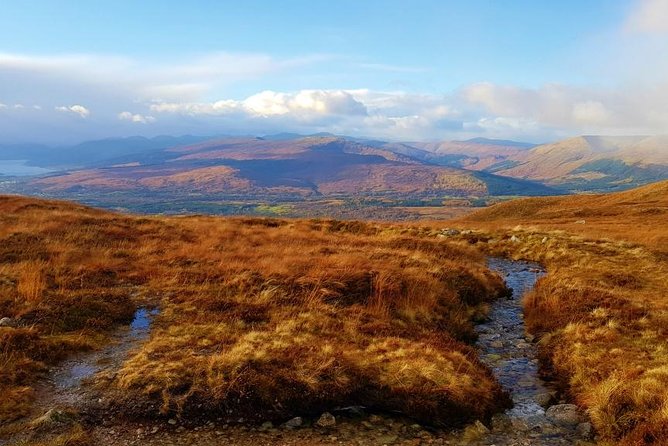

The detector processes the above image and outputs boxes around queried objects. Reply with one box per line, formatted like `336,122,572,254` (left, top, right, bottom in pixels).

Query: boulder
0,317,15,327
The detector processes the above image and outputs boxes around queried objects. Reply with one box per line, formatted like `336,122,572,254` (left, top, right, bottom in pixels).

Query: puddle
51,306,159,391
130,308,160,332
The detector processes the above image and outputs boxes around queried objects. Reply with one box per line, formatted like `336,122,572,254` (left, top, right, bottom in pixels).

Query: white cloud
572,101,610,124
55,104,90,118
151,89,367,121
626,0,668,33
118,111,156,124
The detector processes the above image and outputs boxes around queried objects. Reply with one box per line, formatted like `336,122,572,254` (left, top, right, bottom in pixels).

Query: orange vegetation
0,195,510,433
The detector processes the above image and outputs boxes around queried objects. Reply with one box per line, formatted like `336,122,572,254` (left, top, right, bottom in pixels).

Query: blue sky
1,0,667,143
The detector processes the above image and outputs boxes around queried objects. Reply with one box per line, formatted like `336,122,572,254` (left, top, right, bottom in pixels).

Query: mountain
492,135,668,191
25,136,557,200
0,135,212,169
385,138,535,171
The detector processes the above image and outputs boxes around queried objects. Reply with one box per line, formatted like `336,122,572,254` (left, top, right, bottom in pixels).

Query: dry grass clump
0,195,510,430
456,179,668,445
112,216,509,425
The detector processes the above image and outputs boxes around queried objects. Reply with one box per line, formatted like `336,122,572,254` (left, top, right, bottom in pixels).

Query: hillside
463,178,668,249
406,138,533,171
0,194,510,444
28,136,555,197
14,136,556,206
494,135,668,191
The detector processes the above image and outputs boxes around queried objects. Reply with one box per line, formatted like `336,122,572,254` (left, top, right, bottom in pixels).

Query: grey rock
283,417,303,429
167,418,177,425
0,317,15,327
490,340,504,348
316,412,336,428
546,404,584,426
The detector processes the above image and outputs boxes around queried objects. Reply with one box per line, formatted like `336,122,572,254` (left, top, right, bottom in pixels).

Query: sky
1,0,668,144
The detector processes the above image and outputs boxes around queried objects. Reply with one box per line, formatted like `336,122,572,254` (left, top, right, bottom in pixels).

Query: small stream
466,258,593,445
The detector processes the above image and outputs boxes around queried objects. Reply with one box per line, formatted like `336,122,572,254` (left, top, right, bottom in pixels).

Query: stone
534,392,554,408
369,414,383,424
376,434,398,445
0,317,15,327
30,409,72,428
259,421,274,431
167,418,177,425
510,417,530,432
461,420,489,442
545,404,584,426
316,412,336,428
576,422,594,440
283,417,303,429
150,426,159,434
491,413,512,432
490,340,504,348
541,237,548,244
442,229,460,236
510,235,521,243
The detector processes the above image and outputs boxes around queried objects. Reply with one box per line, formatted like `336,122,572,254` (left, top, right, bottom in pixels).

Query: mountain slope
28,136,557,198
462,178,668,248
495,135,668,191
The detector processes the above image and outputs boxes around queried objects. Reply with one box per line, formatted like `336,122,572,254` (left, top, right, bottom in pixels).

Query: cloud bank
2,1,668,145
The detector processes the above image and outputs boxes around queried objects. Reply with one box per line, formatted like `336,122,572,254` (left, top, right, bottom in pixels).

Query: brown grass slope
0,195,512,434
457,179,668,445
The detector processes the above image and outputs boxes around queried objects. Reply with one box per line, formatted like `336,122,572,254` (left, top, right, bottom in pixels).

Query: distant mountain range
18,136,555,199
1,134,667,205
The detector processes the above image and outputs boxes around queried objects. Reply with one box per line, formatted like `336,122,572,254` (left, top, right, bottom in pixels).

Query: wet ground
462,257,594,445
5,260,596,445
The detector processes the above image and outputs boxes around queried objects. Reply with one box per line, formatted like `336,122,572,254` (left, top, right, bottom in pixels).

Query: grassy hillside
495,136,668,191
0,195,511,441
455,180,668,445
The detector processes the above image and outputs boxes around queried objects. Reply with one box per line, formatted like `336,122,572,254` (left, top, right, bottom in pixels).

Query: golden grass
454,179,668,445
0,195,510,430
